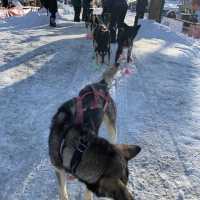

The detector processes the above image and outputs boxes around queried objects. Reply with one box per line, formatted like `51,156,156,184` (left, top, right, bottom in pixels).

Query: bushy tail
48,111,71,169
102,64,119,86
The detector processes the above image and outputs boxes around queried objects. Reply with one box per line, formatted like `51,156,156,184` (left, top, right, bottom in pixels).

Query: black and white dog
115,23,141,64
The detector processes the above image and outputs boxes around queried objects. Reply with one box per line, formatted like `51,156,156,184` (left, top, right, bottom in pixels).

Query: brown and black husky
49,65,141,200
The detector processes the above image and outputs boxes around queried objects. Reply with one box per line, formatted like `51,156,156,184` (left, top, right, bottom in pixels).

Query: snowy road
0,9,200,200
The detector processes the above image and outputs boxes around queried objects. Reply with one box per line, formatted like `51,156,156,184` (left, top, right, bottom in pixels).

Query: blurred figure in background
82,0,92,21
40,0,58,27
71,0,82,22
102,0,128,43
2,0,9,7
134,0,148,26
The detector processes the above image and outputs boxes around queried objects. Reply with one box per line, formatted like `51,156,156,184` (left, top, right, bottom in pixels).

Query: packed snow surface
0,6,200,200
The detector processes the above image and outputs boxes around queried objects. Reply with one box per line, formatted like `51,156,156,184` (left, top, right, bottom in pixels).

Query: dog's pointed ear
116,144,141,161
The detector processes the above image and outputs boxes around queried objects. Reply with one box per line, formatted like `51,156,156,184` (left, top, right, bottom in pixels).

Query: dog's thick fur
49,65,141,200
115,23,141,64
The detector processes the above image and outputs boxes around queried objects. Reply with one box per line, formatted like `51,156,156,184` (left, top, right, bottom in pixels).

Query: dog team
47,0,143,200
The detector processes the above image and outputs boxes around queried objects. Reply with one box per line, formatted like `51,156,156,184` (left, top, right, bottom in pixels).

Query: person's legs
50,12,56,27
48,0,58,27
77,6,81,21
117,5,127,28
82,7,87,21
74,6,81,22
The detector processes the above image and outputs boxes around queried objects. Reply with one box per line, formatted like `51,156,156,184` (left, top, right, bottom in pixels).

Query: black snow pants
74,6,81,22
109,4,128,42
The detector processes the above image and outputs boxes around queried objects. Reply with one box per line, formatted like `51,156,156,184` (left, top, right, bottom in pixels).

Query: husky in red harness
49,65,141,200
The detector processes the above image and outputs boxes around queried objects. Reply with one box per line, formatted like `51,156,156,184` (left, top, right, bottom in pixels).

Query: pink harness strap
75,87,110,125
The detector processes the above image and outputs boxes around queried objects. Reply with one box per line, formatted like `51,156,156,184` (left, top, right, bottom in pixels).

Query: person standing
102,0,128,43
134,0,148,26
71,0,82,22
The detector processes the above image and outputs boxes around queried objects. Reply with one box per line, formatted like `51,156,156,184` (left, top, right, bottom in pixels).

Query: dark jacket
102,0,128,13
41,0,58,13
82,0,91,8
71,0,81,7
136,0,148,13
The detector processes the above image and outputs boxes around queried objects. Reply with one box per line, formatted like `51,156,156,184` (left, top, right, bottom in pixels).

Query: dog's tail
101,64,119,86
48,110,72,169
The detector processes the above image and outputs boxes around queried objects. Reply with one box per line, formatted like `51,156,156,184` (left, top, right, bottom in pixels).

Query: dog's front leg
103,114,117,143
84,189,93,200
115,45,123,64
127,45,133,63
55,169,69,200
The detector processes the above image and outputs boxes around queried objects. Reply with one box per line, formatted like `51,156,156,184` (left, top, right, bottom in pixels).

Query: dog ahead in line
93,22,111,65
85,11,111,65
115,23,141,64
49,64,141,200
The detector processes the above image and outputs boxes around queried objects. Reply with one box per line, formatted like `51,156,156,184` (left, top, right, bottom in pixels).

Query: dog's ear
99,178,134,200
116,144,141,161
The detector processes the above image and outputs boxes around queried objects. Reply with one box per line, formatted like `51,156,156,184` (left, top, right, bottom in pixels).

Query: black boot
50,16,56,27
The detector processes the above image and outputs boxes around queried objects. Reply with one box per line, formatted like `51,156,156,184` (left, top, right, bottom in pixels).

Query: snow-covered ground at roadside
0,5,200,200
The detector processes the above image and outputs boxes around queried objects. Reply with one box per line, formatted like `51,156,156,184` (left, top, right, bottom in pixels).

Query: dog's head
118,23,141,46
86,141,141,200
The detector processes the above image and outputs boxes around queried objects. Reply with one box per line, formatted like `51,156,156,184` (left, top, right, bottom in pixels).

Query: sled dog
115,23,141,64
49,65,141,200
93,23,111,64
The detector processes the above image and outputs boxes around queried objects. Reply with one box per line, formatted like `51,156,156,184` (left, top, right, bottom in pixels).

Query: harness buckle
76,137,89,152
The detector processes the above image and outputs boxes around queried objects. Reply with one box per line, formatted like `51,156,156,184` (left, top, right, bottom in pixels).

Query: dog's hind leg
84,189,93,200
127,45,133,63
104,114,117,143
55,169,69,200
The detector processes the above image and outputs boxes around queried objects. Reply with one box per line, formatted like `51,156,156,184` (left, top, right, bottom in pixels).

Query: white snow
0,5,200,200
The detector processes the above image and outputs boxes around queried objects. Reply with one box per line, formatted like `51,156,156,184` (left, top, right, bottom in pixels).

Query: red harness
75,86,110,125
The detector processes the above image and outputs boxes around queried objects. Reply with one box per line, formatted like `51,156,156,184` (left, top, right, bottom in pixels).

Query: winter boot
50,16,56,27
